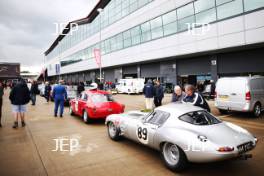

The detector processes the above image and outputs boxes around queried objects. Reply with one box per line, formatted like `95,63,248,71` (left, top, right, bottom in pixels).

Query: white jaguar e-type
105,103,257,172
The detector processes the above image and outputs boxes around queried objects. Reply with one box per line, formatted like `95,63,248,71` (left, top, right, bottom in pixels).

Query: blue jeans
31,94,36,105
54,98,64,116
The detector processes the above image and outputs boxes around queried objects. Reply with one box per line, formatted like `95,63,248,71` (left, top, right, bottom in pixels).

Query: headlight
217,146,234,152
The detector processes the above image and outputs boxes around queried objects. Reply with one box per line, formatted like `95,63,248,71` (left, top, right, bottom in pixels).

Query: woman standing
9,79,31,128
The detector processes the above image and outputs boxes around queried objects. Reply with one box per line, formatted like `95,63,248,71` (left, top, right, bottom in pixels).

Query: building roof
44,0,110,56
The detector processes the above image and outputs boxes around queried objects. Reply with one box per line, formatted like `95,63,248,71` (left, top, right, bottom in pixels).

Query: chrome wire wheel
163,143,180,166
83,111,89,123
108,122,117,138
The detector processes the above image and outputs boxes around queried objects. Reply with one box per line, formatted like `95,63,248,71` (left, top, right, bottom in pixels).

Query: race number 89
137,127,147,140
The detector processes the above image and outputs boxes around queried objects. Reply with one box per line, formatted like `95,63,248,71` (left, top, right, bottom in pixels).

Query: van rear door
216,78,231,108
229,78,247,111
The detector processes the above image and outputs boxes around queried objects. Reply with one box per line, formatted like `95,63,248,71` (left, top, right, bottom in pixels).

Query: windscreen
179,111,221,125
91,94,114,103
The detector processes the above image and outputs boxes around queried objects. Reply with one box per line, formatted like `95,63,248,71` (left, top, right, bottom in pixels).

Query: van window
250,79,263,90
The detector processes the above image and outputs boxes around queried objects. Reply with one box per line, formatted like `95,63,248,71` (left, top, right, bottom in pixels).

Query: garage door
218,48,264,74
141,63,160,78
177,57,211,75
104,69,115,82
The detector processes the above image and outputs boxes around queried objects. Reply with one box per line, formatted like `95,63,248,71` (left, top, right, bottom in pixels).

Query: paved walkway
0,89,263,176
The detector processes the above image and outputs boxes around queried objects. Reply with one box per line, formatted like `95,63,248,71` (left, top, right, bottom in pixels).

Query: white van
116,78,145,94
215,76,264,117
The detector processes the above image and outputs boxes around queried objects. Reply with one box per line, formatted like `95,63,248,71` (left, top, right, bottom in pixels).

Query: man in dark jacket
44,82,52,102
9,79,31,128
52,80,67,117
154,81,164,107
77,81,85,96
30,80,39,105
182,84,211,112
143,79,155,110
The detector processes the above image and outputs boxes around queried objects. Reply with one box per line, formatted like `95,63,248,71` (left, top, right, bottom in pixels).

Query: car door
78,92,88,115
130,110,170,148
229,79,247,110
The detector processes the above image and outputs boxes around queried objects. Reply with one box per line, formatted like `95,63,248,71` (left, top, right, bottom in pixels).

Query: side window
145,110,170,126
81,93,88,101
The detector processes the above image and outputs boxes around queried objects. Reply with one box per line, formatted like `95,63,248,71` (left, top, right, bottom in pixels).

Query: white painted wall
47,0,264,76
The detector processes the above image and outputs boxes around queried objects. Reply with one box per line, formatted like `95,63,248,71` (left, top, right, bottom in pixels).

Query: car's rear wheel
161,142,188,172
83,110,92,124
107,122,121,141
218,109,228,115
69,105,74,116
253,103,262,118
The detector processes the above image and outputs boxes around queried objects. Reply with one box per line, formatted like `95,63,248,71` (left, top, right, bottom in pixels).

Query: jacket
52,84,67,100
182,92,211,112
171,92,186,102
44,85,51,95
154,85,164,99
30,83,39,94
9,82,31,105
143,83,154,98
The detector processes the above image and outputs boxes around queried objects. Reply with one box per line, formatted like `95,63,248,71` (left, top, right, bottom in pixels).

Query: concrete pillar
137,65,141,78
210,56,218,82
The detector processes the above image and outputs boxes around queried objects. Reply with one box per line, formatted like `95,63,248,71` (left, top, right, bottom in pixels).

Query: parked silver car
105,103,257,172
215,76,264,117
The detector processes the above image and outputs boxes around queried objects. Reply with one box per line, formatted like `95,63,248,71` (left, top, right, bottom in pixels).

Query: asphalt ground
0,89,263,176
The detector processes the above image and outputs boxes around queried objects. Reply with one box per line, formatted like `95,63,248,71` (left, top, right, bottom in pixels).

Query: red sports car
69,89,125,123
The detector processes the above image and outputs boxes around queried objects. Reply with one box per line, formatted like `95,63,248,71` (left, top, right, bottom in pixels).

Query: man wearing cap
52,80,67,117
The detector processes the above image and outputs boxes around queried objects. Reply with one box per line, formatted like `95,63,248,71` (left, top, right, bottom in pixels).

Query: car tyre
253,103,262,118
161,142,188,172
218,109,228,115
83,110,92,124
107,122,121,141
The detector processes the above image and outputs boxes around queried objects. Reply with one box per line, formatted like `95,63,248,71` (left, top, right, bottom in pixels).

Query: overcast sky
0,0,99,73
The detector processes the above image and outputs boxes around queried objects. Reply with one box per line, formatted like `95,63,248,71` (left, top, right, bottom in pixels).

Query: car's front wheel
69,105,74,116
83,110,92,124
107,122,121,141
161,142,188,172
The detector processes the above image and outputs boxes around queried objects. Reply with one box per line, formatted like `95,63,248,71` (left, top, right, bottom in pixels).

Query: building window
178,16,195,32
150,16,163,39
116,33,124,50
194,0,215,13
162,10,177,36
131,26,141,45
177,3,195,32
216,0,233,6
141,21,152,42
177,3,194,19
123,30,132,48
195,8,216,24
244,0,264,12
217,0,243,20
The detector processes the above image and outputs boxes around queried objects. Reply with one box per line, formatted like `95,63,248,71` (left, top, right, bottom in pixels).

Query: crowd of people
0,77,212,129
143,79,211,112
